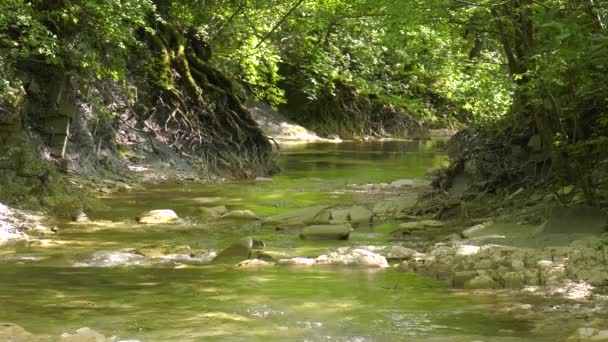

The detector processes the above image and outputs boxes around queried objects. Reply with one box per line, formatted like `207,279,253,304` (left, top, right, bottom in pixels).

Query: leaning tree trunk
143,22,274,177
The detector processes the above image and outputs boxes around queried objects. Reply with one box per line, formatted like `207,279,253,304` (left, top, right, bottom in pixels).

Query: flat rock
390,179,429,188
300,225,351,240
315,249,389,268
262,205,331,228
220,210,258,220
60,327,106,342
135,209,179,224
236,259,274,268
254,177,274,182
277,257,316,266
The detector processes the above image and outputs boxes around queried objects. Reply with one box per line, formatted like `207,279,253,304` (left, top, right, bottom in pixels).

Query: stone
197,206,228,218
262,205,331,228
501,271,525,289
315,249,389,268
348,205,373,225
220,210,258,220
135,209,179,224
0,323,36,341
300,225,351,240
212,237,264,264
390,179,429,187
254,177,273,182
451,271,479,288
419,220,444,228
462,221,493,238
60,327,106,342
464,275,501,289
334,246,420,261
236,259,274,268
277,258,316,266
329,208,350,224
71,211,90,223
372,196,417,216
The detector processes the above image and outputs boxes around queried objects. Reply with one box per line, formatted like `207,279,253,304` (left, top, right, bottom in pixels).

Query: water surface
0,141,544,341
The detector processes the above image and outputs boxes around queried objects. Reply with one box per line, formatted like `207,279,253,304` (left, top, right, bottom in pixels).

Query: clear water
0,141,545,341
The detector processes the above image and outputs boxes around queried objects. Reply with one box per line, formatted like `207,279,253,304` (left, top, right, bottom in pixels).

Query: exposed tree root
144,22,274,177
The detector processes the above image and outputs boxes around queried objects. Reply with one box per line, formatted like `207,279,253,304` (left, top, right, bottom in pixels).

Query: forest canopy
1,0,607,178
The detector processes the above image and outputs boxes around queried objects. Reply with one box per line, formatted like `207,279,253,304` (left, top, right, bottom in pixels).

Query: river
0,141,544,341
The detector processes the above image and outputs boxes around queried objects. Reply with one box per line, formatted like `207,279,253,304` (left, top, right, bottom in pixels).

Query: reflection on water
0,141,542,341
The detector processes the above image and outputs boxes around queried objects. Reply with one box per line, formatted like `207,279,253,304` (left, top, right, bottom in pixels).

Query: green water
0,141,543,341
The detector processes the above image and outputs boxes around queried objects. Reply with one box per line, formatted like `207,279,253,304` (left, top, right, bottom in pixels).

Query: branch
254,0,306,50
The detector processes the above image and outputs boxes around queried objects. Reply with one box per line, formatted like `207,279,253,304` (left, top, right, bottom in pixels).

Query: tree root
144,22,273,177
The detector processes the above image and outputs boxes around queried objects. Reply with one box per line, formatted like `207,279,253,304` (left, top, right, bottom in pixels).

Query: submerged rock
300,225,351,240
277,257,316,266
262,205,331,228
135,209,179,224
315,249,389,268
236,259,274,268
212,237,265,263
74,251,147,267
0,323,37,341
133,244,192,258
60,327,106,342
197,205,228,219
220,210,258,220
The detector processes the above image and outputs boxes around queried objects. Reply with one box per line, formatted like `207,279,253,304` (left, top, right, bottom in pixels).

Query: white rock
462,221,493,238
236,259,274,268
277,258,316,266
135,209,179,224
456,245,481,256
221,210,258,220
315,249,389,268
61,327,106,342
255,177,274,182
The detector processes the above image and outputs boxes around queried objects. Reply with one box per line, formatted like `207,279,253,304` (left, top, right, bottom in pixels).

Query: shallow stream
0,141,548,341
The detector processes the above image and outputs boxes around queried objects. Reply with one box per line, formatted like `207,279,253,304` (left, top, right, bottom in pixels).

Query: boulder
300,225,351,240
372,197,417,216
501,271,525,289
212,237,265,264
277,258,316,266
329,208,350,224
60,327,106,342
464,275,501,289
71,211,90,223
197,206,228,219
262,205,331,228
135,210,179,224
348,205,373,225
315,249,389,268
451,271,479,288
220,210,258,220
236,259,274,268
